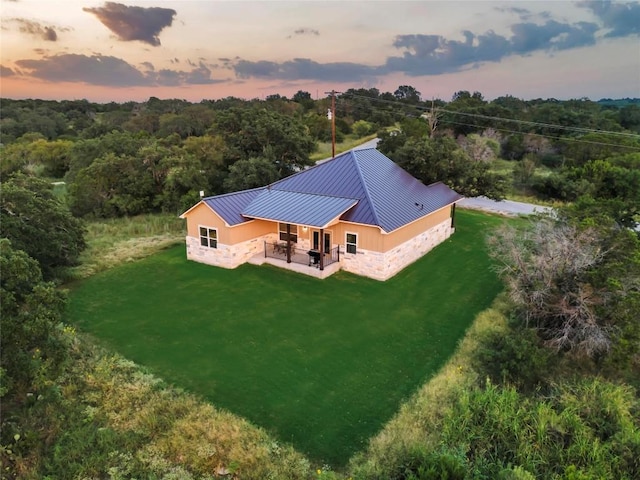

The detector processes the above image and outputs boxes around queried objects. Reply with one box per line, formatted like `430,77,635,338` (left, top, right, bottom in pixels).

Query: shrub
385,445,467,480
472,326,552,391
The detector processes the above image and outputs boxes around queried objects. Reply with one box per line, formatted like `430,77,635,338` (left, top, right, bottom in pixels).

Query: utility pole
325,89,341,158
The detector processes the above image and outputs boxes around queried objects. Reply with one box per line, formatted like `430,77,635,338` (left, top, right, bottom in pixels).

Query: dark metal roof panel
352,149,463,232
272,150,378,225
242,190,358,228
203,188,264,226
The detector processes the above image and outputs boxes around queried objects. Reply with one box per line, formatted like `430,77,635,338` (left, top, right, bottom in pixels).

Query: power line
337,94,640,152
341,92,640,140
434,107,640,139
441,119,640,151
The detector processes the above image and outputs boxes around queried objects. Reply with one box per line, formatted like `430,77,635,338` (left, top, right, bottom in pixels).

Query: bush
435,379,640,479
387,445,467,480
473,326,552,391
352,120,373,138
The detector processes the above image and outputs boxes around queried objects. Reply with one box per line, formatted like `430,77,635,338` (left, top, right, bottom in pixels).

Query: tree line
2,89,638,222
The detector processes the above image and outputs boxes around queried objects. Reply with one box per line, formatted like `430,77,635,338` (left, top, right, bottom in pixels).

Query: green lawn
67,210,506,467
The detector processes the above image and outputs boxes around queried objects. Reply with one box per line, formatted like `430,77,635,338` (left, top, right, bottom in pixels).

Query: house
179,148,463,281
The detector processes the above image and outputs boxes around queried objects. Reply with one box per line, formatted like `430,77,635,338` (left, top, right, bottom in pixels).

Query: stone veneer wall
185,233,277,269
341,218,453,281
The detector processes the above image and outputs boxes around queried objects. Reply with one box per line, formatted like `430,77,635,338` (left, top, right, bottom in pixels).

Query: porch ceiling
241,189,358,228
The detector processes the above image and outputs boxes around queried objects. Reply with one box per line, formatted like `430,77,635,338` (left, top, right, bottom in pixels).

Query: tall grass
69,213,185,280
8,337,313,479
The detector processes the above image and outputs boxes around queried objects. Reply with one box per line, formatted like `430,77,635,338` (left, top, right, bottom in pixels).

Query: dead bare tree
487,217,615,357
420,100,441,138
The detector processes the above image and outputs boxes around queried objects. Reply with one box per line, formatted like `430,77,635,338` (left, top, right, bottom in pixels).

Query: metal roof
271,148,463,232
351,149,463,232
186,148,463,232
202,188,263,226
242,190,358,228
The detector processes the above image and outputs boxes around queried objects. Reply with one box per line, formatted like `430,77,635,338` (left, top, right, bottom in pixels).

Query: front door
312,231,331,252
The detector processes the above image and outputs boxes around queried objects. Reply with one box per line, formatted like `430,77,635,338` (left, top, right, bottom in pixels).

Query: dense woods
1,88,639,478
2,91,638,218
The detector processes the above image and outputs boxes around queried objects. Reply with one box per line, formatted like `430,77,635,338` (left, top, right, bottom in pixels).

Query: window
199,226,217,248
346,233,357,254
278,223,298,243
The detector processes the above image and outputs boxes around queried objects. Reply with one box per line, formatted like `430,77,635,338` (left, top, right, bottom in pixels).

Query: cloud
509,20,598,53
14,53,222,87
385,31,511,75
234,58,379,82
287,27,320,38
16,53,151,86
1,65,15,76
386,19,598,76
580,0,640,37
7,18,68,41
495,6,533,20
233,13,605,82
83,1,176,46
184,62,220,84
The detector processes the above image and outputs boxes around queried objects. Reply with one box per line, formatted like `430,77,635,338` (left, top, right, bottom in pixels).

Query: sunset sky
1,0,639,103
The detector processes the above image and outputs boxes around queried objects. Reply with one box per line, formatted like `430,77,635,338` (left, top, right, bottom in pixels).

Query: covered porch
247,243,342,279
240,189,357,279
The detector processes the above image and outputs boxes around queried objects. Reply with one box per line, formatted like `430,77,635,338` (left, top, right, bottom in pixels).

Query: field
67,209,506,466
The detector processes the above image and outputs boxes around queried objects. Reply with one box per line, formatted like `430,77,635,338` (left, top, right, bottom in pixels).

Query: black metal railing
265,241,298,260
264,242,340,270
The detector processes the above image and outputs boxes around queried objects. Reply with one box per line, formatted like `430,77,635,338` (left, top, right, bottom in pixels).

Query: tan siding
333,222,384,252
383,206,452,251
185,203,276,245
185,203,229,242
227,220,274,244
186,202,453,252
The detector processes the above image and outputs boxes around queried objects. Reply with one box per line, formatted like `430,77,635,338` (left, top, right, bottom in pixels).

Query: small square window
199,226,217,249
346,233,357,254
278,223,298,243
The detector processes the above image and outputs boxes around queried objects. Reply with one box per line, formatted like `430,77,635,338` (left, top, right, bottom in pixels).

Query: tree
381,135,508,200
292,90,315,111
457,133,499,163
66,131,151,182
68,153,156,217
223,157,280,192
619,104,640,132
394,85,421,103
0,239,69,396
212,107,315,176
1,174,86,279
352,120,373,138
487,215,640,359
442,91,488,136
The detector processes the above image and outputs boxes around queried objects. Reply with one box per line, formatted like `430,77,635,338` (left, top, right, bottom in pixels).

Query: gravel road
458,196,552,217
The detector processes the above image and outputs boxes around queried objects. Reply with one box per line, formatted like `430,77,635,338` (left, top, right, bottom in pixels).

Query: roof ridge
271,185,358,201
267,150,350,189
351,149,383,228
204,186,265,200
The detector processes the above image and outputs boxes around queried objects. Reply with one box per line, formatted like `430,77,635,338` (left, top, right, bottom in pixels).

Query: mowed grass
67,210,506,467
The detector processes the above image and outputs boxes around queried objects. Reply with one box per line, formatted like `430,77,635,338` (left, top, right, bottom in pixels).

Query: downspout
319,228,324,271
286,223,291,263
451,203,456,229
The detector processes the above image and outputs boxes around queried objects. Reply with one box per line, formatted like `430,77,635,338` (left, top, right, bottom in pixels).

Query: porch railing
264,242,340,270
